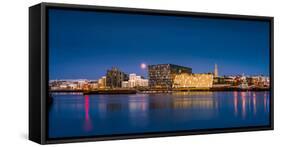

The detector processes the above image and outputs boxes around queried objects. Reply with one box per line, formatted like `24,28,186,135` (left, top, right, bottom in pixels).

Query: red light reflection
84,95,92,131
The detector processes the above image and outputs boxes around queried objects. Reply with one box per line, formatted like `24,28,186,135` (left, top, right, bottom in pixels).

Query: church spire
214,64,218,77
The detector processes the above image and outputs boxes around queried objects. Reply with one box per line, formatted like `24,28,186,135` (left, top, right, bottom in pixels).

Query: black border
35,2,274,144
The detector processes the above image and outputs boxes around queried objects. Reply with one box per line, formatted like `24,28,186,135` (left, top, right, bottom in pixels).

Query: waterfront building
98,76,107,88
49,79,94,90
77,80,88,89
68,83,78,89
213,77,228,85
49,80,76,90
59,84,68,89
213,75,235,85
223,76,235,84
122,73,149,88
232,75,247,86
138,79,149,87
247,76,270,87
121,81,129,88
106,67,128,88
173,73,213,88
88,80,99,89
148,64,192,89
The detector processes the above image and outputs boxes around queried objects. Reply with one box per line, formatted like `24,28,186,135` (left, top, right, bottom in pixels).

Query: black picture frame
29,2,274,144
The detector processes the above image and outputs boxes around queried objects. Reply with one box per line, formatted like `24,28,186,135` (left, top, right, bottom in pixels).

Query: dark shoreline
50,87,270,95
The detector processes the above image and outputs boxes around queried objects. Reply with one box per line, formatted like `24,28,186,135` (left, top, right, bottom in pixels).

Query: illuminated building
247,76,270,87
173,73,213,88
121,81,129,88
90,82,99,89
68,83,78,89
106,67,128,88
148,64,192,88
223,76,235,84
122,73,149,88
98,76,106,88
214,76,235,85
138,79,149,87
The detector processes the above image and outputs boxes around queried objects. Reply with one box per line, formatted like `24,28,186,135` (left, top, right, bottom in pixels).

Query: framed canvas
29,2,274,144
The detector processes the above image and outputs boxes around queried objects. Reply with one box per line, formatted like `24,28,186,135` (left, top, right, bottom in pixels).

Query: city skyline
48,63,269,81
49,8,270,80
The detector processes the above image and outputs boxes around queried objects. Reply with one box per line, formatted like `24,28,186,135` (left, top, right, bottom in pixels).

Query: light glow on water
48,91,270,138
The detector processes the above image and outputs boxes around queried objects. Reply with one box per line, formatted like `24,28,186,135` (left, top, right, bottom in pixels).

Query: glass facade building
148,64,192,89
106,67,128,88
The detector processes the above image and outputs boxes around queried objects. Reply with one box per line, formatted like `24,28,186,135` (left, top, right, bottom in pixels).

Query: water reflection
83,95,92,131
128,96,149,127
234,91,238,116
171,98,215,109
49,91,270,138
241,92,246,118
229,91,269,120
95,93,218,112
253,92,257,115
264,92,269,113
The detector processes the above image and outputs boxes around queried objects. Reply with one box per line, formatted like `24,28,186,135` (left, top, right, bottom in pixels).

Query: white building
122,73,149,88
98,76,106,88
121,81,129,88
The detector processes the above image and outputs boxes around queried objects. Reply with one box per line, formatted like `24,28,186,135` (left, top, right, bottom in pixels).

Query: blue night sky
48,8,270,80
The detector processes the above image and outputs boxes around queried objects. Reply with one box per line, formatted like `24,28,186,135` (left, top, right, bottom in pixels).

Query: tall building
98,76,106,88
148,64,192,89
214,64,218,77
106,67,128,88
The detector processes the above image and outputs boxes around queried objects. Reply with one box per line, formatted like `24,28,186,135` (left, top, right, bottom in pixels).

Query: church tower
214,64,218,77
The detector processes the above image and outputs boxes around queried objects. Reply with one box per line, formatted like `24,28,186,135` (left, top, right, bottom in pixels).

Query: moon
140,63,147,69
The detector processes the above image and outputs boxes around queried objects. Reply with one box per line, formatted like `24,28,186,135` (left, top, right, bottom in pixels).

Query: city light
49,63,270,92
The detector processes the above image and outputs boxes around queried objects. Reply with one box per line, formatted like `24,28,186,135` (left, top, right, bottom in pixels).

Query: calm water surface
48,91,270,138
